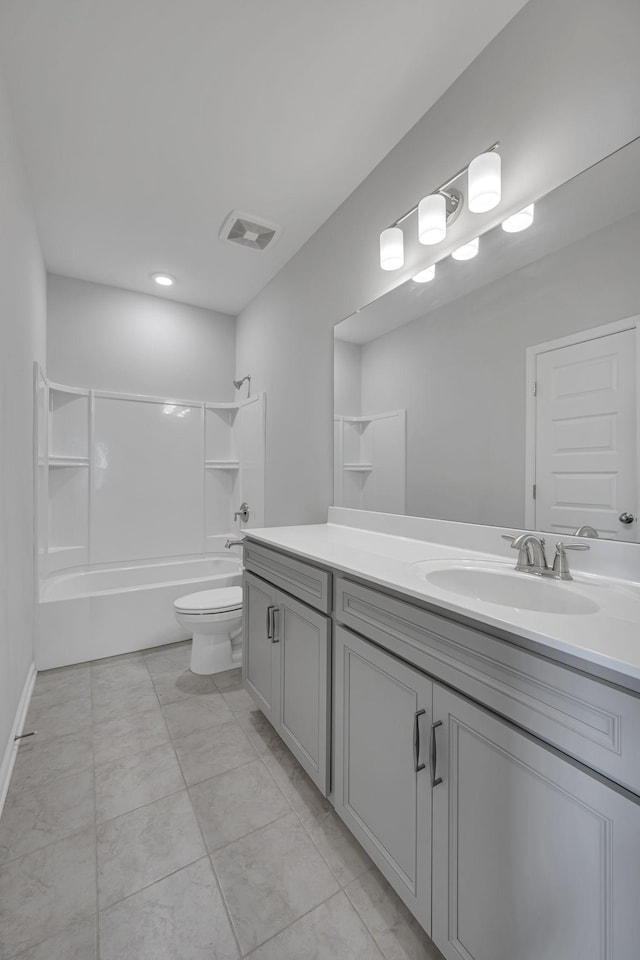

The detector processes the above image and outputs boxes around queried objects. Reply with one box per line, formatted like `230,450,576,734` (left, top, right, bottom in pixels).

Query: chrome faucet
573,525,599,538
503,533,548,575
503,533,590,580
225,537,245,549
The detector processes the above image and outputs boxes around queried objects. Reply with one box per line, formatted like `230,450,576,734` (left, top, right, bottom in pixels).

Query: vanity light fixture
418,194,447,245
502,203,535,233
380,227,405,271
412,264,436,283
468,151,502,212
378,142,499,270
451,237,479,261
152,273,175,287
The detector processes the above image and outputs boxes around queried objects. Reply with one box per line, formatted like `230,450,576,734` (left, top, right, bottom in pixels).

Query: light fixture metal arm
387,141,500,230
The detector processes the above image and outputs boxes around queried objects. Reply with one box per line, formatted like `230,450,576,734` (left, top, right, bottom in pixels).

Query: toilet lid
174,586,243,614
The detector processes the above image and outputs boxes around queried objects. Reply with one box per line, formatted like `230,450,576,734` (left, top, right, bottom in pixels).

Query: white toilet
173,586,243,675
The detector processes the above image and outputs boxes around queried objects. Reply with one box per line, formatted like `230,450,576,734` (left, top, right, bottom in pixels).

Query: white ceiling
0,0,528,315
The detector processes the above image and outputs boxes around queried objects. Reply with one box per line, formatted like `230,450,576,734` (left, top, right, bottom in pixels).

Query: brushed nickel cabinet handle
430,720,443,788
266,605,274,639
270,606,280,643
413,709,426,773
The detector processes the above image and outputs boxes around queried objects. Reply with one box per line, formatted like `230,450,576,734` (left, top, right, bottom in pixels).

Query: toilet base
191,629,242,675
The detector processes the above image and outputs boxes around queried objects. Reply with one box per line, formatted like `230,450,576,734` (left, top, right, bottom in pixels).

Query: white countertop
245,522,640,691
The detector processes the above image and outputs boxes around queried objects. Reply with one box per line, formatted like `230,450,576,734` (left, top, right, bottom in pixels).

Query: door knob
619,512,636,525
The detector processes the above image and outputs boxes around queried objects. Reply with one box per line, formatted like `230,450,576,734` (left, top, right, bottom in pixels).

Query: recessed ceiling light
152,273,175,287
502,204,535,233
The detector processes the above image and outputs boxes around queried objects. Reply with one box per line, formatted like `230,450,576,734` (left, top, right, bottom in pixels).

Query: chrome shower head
233,375,251,393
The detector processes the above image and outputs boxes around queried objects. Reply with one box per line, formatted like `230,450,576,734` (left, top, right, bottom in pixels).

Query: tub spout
225,537,245,549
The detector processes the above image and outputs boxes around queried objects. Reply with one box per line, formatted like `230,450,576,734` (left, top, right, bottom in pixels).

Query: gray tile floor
0,642,444,959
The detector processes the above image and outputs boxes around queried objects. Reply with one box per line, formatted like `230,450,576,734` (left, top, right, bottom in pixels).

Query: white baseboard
0,663,37,818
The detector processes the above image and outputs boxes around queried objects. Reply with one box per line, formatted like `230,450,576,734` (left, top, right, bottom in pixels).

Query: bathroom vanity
242,515,640,960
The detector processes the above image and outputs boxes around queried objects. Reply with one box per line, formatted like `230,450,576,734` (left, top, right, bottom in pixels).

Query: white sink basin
414,561,600,615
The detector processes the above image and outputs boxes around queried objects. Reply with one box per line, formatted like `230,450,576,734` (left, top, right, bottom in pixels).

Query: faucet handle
555,541,590,553
552,541,590,580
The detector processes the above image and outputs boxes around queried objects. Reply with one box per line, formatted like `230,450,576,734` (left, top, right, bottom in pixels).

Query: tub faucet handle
234,502,250,523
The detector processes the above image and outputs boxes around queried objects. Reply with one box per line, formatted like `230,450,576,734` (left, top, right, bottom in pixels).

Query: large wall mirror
334,136,640,542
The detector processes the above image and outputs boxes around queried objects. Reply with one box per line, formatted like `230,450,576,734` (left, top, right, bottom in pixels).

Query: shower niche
334,409,406,514
35,364,266,578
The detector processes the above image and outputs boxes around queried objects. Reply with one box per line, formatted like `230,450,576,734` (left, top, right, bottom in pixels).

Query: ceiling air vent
219,211,281,251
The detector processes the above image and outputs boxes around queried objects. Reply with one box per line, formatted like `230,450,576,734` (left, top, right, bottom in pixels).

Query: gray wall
359,212,640,527
0,68,46,771
47,275,236,402
236,0,640,526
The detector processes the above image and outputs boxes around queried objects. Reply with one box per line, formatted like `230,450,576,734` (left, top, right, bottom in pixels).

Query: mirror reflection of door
530,321,638,541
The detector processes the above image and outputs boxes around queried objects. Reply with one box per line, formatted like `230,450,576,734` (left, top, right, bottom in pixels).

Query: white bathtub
36,556,242,669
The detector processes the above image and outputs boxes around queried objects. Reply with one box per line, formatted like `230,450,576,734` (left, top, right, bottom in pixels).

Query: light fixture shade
468,151,501,213
451,237,479,261
412,264,436,283
380,227,404,271
502,203,534,233
418,194,446,245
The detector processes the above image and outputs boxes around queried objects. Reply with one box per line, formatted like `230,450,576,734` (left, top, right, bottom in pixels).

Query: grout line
3,912,100,960
240,886,347,957
89,651,100,960
98,854,211,916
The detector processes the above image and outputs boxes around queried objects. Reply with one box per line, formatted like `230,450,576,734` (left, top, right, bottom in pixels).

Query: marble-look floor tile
211,667,242,692
0,768,94,864
174,721,257,786
93,707,169,766
91,678,159,724
212,812,339,954
91,654,149,690
161,693,233,740
237,707,285,757
29,665,91,711
246,892,384,959
302,808,373,887
221,685,259,715
97,790,205,908
345,868,444,960
145,644,191,678
99,858,238,960
0,827,96,960
95,742,184,822
25,696,92,742
14,917,97,960
151,669,217,706
9,729,93,793
262,740,332,823
190,760,290,851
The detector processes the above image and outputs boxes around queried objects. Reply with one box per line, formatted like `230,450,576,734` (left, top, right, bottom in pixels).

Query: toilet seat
174,586,242,616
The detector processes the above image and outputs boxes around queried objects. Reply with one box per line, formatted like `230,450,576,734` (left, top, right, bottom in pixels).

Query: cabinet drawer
336,577,640,796
244,541,331,613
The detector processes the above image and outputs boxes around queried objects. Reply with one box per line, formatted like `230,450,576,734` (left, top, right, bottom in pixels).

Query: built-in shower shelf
48,459,89,468
48,544,86,554
205,460,240,470
343,463,373,472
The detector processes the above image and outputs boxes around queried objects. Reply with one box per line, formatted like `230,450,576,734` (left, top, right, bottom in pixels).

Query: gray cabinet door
432,684,640,960
243,572,278,724
276,592,330,795
334,625,432,933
